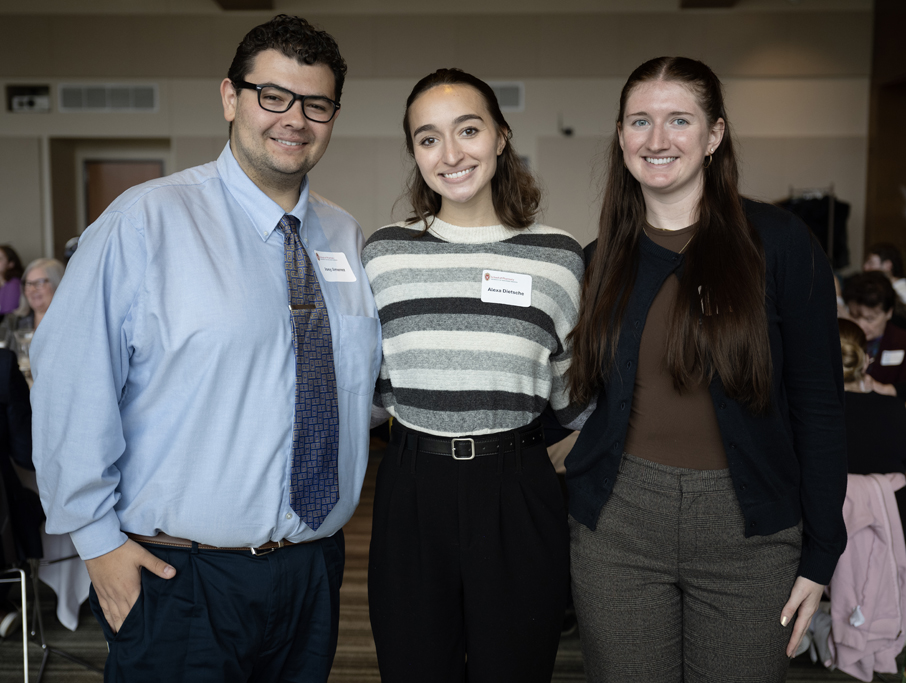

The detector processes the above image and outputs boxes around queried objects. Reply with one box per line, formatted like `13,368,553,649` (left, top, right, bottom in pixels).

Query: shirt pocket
334,314,381,396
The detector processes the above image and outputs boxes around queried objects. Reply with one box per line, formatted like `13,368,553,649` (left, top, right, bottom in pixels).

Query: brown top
623,223,728,470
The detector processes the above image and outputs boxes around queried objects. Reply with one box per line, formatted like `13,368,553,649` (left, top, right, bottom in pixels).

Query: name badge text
314,251,357,282
480,270,532,308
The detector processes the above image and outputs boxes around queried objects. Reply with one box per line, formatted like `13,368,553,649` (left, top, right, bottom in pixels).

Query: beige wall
0,137,44,265
0,9,873,269
0,11,871,78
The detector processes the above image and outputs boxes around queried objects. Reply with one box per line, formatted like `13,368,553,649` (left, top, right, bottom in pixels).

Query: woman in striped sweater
363,69,587,683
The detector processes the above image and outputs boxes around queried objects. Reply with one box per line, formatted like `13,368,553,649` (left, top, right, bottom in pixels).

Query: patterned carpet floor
0,450,895,681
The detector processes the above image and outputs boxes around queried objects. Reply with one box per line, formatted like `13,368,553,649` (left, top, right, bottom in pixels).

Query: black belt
392,420,545,461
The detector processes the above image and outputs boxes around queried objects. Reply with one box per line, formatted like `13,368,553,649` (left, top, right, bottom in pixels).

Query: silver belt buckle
251,539,284,556
451,438,476,460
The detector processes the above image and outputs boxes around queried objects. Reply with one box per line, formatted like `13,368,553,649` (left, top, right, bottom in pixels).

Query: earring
703,151,713,169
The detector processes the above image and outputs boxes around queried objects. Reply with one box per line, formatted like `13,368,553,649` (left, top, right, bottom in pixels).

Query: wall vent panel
488,82,524,112
58,84,158,113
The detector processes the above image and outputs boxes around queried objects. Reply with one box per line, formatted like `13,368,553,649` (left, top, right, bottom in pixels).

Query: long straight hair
401,69,541,231
567,57,772,413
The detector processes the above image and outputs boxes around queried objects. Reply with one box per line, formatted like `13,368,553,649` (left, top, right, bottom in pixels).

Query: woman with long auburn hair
363,68,588,683
565,56,847,681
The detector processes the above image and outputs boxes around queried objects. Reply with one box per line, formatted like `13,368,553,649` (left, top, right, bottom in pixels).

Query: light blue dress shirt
31,143,381,561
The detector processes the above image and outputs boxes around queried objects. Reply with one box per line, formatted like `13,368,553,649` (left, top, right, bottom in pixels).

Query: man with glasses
30,15,380,682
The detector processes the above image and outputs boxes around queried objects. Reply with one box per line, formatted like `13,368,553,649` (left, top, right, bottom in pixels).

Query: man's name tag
314,251,356,282
880,349,905,366
480,270,532,308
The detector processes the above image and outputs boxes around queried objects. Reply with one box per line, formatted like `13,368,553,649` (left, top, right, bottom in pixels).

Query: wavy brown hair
567,57,772,413
402,69,541,231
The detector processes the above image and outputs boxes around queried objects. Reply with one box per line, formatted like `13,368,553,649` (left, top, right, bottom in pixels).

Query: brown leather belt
126,532,303,556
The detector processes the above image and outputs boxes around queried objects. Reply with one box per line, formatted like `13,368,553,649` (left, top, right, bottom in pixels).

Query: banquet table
16,466,91,632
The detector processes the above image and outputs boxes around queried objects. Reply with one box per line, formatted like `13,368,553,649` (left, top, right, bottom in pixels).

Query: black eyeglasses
24,278,51,291
232,80,340,122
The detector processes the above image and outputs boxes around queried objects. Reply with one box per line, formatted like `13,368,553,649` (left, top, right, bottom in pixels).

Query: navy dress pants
88,532,344,683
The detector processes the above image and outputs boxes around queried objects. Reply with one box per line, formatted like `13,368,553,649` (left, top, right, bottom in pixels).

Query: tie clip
289,304,316,311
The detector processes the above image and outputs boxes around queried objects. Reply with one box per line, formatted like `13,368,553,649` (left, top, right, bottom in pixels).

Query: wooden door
84,160,164,226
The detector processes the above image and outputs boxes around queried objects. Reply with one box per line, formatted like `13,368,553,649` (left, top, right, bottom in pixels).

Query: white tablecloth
17,467,91,631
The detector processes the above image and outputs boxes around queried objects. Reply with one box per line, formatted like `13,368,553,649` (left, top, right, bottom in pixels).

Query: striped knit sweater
362,218,586,438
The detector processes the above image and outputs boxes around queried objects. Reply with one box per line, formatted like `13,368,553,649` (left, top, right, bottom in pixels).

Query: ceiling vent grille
58,84,158,113
488,82,524,112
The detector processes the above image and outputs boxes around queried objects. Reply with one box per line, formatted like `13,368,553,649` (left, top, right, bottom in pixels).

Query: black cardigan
566,199,848,585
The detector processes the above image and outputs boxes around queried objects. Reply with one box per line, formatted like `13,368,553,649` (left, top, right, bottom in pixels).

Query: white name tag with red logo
881,349,905,366
480,270,532,308
314,251,356,282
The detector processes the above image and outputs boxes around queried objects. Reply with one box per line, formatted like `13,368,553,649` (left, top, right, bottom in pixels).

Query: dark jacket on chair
0,348,42,562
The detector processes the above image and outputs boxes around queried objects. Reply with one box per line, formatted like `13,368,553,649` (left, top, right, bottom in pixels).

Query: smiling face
618,80,724,210
221,49,338,206
407,84,507,224
24,265,54,315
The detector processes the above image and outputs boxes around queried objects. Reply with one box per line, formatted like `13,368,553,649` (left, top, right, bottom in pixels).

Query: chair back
0,464,17,567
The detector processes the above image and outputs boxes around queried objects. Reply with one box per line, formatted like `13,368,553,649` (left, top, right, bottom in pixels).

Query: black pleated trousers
368,423,569,683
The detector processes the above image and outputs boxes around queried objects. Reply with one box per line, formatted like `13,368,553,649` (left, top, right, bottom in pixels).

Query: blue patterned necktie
279,214,339,531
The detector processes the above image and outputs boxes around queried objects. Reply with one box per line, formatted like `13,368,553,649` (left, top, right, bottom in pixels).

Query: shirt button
750,521,757,528
604,478,610,486
740,484,747,491
285,512,293,520
720,401,727,409
729,443,736,450
626,360,632,369
263,231,269,237
620,401,626,410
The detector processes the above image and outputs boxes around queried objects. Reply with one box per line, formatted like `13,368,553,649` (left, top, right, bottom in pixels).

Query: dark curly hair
227,15,347,102
0,245,23,281
402,68,541,231
843,271,896,312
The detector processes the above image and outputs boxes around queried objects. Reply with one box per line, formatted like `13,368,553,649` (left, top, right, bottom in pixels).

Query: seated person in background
864,242,906,316
843,271,906,400
834,273,847,319
19,258,64,331
839,318,906,531
0,246,25,317
0,347,40,637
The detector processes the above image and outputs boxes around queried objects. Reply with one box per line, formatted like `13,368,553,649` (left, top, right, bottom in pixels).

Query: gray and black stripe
362,218,586,438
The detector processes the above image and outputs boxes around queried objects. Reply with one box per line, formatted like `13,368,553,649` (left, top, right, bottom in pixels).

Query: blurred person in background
864,242,906,310
0,347,38,637
0,246,25,317
19,258,65,331
839,318,906,531
843,271,906,400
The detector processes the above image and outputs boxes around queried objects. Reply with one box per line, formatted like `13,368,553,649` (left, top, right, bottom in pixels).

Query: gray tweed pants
570,453,801,683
